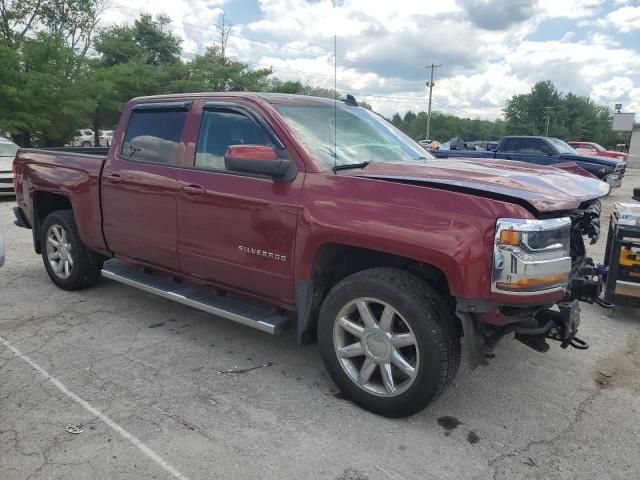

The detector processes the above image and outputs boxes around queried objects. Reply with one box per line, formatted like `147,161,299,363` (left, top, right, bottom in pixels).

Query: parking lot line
0,335,191,480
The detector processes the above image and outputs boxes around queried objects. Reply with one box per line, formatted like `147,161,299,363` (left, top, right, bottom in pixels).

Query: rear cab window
121,104,188,164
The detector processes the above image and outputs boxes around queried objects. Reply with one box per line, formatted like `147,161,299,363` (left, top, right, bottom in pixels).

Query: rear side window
195,109,274,171
121,110,187,164
517,138,547,154
502,138,546,154
501,138,519,152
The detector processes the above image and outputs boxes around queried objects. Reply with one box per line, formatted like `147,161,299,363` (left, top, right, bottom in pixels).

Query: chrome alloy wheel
333,298,419,397
46,224,74,279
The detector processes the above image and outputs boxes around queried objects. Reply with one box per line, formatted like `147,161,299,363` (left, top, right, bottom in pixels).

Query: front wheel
81,141,92,147
318,268,460,417
41,210,101,290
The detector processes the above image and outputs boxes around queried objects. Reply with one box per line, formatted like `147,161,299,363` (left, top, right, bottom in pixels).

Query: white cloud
607,6,640,32
537,0,604,19
97,0,640,121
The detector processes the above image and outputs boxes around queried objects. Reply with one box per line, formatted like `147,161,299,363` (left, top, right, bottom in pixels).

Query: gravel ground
1,174,639,480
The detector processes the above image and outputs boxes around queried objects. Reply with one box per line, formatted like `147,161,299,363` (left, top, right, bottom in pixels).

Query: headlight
492,218,572,294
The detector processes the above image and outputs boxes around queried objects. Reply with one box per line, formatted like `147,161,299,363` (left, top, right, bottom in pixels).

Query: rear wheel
81,141,91,147
41,210,101,290
318,268,460,417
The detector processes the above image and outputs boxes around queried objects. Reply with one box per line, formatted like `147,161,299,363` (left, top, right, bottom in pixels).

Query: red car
13,92,610,417
567,141,628,161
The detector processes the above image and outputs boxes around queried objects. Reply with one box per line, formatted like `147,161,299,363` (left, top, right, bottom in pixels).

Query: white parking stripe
0,335,191,480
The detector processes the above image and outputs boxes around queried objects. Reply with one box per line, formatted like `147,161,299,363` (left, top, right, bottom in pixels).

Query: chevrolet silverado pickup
13,93,609,417
433,135,626,189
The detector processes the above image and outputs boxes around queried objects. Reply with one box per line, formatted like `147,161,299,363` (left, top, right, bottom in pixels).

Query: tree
188,46,272,92
94,13,181,66
132,14,181,65
0,33,94,146
504,80,619,147
0,0,102,53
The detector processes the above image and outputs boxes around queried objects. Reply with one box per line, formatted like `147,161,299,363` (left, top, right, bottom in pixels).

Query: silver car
0,137,18,196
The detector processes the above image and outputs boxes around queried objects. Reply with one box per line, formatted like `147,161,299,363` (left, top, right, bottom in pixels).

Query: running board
101,260,289,335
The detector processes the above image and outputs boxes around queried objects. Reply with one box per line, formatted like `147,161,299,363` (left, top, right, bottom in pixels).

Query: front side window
275,103,431,170
121,110,187,164
547,138,576,155
195,109,274,171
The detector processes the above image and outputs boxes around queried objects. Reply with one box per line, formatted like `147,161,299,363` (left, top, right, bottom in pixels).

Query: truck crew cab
13,93,608,417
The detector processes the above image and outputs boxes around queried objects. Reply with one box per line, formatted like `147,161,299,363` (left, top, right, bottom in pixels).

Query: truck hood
559,153,621,168
352,159,609,213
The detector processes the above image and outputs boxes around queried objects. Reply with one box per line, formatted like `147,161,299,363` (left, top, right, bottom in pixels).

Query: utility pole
543,106,555,137
425,63,441,141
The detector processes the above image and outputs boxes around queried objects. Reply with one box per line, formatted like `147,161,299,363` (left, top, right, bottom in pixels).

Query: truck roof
130,92,340,106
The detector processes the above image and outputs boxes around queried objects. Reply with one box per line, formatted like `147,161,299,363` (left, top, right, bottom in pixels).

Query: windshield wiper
332,161,371,172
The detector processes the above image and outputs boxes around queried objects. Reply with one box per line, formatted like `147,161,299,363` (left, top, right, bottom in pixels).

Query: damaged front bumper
458,199,604,368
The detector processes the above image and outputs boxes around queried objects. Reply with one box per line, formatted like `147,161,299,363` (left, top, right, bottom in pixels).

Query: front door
176,104,304,304
515,138,556,166
102,103,189,271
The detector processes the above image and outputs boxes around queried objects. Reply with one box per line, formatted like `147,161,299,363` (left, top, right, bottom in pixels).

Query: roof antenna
334,34,337,173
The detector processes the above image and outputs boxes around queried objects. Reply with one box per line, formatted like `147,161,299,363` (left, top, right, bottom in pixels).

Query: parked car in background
0,136,18,196
418,139,440,150
13,92,610,417
567,141,628,161
67,129,95,147
100,130,115,147
433,135,626,188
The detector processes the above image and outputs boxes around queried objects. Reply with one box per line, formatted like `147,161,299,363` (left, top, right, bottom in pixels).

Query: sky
101,0,640,120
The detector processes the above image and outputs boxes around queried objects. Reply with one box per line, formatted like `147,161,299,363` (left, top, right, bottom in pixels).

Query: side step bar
101,260,289,335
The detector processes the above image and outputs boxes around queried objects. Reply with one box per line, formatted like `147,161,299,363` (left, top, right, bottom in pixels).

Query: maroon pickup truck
13,93,609,417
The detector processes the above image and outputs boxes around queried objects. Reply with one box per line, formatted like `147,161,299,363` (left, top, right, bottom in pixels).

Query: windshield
275,103,433,170
0,141,18,157
548,138,577,155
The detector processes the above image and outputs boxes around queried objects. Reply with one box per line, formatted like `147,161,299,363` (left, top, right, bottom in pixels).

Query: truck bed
13,148,108,253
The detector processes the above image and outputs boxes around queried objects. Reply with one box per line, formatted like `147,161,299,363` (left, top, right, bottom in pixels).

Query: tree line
392,81,621,147
0,1,622,148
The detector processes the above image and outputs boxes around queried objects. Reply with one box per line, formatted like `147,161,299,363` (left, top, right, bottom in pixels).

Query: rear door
101,102,190,271
176,101,304,305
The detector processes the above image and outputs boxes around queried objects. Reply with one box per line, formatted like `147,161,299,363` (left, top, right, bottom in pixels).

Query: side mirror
540,145,553,155
224,145,294,181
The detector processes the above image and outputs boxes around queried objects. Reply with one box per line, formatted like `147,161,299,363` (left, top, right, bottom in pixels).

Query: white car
68,129,95,147
99,130,114,147
0,137,18,196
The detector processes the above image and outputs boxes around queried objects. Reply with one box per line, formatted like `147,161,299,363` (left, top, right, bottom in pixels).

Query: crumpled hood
560,153,620,168
352,159,609,213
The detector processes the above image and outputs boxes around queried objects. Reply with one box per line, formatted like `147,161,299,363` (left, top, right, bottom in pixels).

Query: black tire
318,268,460,417
81,141,91,147
41,210,102,290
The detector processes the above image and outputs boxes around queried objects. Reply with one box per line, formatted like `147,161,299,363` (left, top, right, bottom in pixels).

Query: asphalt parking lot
1,176,639,480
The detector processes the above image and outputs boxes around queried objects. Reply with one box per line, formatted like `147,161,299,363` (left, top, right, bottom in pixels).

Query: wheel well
33,191,72,253
297,243,456,344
